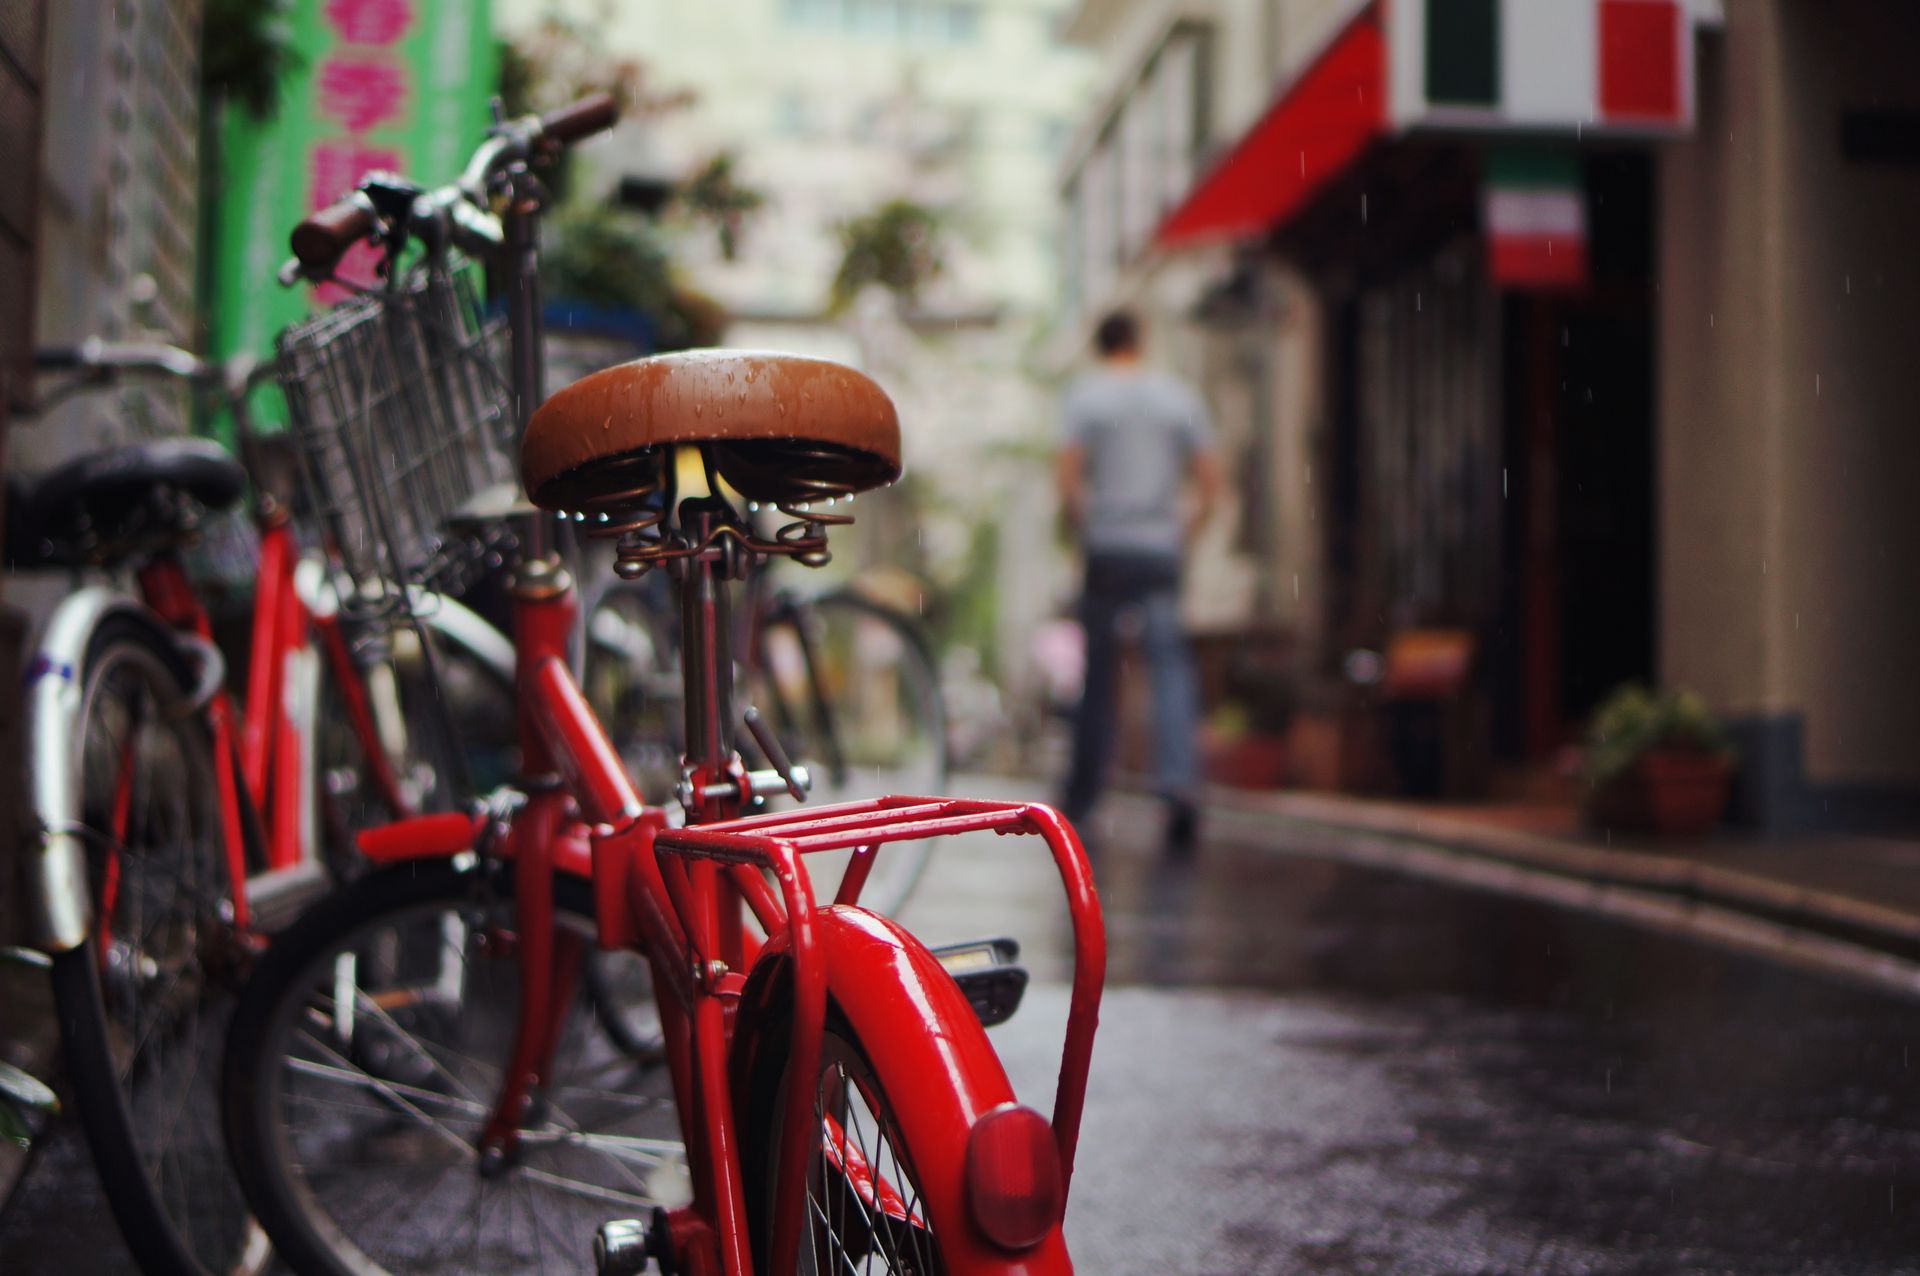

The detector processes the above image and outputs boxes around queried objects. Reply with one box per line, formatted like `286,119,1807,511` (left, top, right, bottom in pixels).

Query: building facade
1060,0,1920,830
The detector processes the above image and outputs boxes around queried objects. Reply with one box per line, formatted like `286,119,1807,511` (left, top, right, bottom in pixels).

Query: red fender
738,906,1073,1275
356,811,594,879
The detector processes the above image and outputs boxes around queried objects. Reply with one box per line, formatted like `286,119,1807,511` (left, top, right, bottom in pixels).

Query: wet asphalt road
9,783,1920,1274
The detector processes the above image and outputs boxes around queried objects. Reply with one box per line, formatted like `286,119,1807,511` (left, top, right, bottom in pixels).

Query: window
782,0,841,24
780,0,981,44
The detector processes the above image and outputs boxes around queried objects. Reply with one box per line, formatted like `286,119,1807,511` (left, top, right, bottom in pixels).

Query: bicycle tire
577,572,682,806
307,625,442,882
582,947,666,1063
753,591,949,914
45,611,268,1276
222,857,679,1276
738,1000,954,1274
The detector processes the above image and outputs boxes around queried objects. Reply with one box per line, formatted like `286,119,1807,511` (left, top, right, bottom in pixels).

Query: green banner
209,0,495,388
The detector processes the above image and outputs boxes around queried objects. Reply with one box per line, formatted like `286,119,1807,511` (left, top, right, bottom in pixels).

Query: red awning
1155,2,1387,250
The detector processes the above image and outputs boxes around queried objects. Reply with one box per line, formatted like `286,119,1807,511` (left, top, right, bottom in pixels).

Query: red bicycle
220,96,1105,1275
8,342,496,1275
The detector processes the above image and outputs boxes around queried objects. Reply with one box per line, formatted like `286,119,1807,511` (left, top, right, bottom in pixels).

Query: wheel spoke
236,872,686,1274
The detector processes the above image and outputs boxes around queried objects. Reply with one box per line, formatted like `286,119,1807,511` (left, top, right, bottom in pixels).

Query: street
923,789,1920,1276
11,786,1920,1274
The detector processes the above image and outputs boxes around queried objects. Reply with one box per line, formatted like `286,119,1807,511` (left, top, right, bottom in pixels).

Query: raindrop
1502,468,1509,498
1709,312,1714,328
1361,193,1368,225
1292,574,1299,601
1815,373,1821,397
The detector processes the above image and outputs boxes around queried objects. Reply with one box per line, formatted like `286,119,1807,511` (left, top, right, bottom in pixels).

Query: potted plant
1582,684,1736,837
1202,654,1296,789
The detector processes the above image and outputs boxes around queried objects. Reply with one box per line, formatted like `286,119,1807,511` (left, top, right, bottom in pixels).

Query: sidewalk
1196,785,1920,997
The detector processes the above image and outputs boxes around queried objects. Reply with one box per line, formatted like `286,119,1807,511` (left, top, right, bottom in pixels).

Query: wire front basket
276,263,515,623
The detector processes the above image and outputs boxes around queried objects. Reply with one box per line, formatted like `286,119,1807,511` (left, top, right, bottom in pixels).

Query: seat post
675,497,737,792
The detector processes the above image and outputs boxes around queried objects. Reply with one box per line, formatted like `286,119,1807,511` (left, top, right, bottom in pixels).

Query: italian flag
1483,146,1586,290
1411,0,1691,130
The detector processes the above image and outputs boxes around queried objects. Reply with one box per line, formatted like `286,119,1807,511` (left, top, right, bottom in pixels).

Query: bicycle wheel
751,592,948,914
579,574,681,806
222,857,680,1276
741,1005,949,1275
307,627,440,880
44,613,268,1276
308,608,516,880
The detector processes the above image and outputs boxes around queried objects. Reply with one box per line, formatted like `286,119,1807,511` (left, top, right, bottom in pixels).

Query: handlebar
285,91,621,283
288,194,379,279
538,92,619,146
25,340,279,423
36,338,212,382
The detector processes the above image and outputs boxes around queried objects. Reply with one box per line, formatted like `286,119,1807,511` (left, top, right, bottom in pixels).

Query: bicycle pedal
931,937,1027,1028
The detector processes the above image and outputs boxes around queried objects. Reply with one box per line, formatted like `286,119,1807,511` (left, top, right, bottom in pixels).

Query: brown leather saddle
520,350,901,515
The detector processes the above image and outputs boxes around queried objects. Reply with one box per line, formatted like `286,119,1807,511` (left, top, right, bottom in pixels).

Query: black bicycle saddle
5,437,246,570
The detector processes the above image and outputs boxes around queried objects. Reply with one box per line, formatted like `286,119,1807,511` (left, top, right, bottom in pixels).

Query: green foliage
496,36,540,119
829,199,945,314
494,10,689,202
541,204,726,351
1582,683,1734,787
543,204,676,313
495,10,652,116
679,152,766,261
203,0,303,119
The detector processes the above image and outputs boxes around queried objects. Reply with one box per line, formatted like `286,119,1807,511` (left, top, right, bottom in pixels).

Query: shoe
1163,799,1199,859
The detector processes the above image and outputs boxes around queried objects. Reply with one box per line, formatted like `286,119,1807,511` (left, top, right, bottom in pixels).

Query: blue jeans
1062,552,1201,818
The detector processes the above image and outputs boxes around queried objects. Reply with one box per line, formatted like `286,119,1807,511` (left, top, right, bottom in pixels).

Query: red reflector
965,1103,1061,1251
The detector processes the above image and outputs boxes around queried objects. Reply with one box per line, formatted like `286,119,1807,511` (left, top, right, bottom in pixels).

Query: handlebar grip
289,197,377,275
33,347,82,370
538,92,619,145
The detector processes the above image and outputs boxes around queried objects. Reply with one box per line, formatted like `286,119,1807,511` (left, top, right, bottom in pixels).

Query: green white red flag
1393,0,1693,132
1483,146,1586,289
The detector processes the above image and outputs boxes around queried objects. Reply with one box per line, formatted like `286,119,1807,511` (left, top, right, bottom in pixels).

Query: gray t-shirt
1062,366,1215,558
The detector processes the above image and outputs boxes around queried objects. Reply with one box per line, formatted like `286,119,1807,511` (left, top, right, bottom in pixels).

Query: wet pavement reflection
956,789,1920,1275
9,783,1920,1273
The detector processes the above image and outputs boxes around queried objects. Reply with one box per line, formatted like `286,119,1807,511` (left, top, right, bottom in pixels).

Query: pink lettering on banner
308,140,401,208
318,57,408,133
323,0,415,46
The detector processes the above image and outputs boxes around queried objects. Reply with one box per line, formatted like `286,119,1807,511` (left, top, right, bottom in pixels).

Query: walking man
1056,310,1222,855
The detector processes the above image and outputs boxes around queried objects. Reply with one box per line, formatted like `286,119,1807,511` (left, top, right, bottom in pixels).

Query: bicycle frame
22,504,405,952
354,523,1099,1275
324,120,1102,1272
